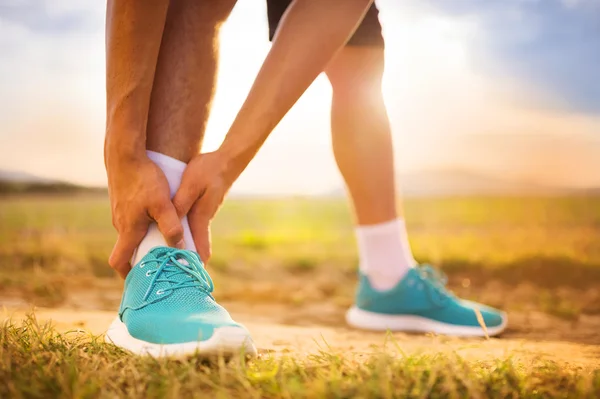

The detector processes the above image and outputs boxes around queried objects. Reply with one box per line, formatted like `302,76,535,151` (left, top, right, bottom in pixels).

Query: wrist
217,142,253,186
104,128,147,170
220,156,244,189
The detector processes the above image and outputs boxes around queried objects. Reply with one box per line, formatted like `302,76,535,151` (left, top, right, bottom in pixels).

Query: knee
326,47,385,98
208,0,237,26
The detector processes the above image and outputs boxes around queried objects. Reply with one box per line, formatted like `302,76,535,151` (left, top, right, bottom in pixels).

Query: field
1,194,600,397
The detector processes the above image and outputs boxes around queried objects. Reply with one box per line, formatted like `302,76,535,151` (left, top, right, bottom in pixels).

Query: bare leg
216,0,373,168
325,46,397,225
146,0,237,163
107,1,257,358
132,0,236,261
325,46,417,290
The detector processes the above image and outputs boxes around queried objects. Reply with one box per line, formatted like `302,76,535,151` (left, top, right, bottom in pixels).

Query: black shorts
266,1,384,47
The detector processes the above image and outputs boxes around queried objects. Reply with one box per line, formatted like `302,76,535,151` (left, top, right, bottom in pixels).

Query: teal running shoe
105,247,256,357
346,266,507,337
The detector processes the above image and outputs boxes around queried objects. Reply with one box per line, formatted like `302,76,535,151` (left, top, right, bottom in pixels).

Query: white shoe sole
346,307,508,337
105,317,257,358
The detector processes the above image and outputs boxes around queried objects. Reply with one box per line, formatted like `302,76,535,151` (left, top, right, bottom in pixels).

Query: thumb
150,199,185,249
109,226,147,278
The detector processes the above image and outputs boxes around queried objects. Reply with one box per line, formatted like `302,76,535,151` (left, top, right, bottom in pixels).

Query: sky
0,0,598,195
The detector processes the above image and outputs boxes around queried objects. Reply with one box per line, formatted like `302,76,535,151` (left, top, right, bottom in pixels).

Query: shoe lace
417,264,454,305
141,248,214,302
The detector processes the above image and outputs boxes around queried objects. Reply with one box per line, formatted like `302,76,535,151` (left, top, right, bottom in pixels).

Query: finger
109,229,146,278
190,206,212,262
150,200,185,249
172,170,203,219
188,192,221,263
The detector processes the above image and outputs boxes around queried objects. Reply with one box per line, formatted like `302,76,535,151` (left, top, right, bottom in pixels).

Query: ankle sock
131,151,196,266
355,218,417,290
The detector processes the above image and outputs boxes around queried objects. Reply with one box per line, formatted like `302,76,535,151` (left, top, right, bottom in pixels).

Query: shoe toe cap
461,300,507,328
123,311,243,344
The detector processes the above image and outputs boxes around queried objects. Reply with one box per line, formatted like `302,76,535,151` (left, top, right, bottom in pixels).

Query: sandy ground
3,303,599,371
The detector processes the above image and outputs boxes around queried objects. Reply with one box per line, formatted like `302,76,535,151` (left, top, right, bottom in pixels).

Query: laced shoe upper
355,265,505,328
118,247,247,344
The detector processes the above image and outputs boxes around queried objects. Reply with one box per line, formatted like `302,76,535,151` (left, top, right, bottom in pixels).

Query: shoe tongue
147,247,198,282
147,246,173,259
131,224,169,266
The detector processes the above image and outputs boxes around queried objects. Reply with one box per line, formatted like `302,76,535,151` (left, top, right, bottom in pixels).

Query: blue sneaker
105,247,256,357
346,266,507,337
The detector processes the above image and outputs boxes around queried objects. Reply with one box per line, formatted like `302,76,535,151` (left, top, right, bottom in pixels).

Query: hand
172,151,234,263
106,154,184,278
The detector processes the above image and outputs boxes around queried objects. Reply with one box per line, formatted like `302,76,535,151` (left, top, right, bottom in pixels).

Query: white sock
131,151,196,266
355,219,417,291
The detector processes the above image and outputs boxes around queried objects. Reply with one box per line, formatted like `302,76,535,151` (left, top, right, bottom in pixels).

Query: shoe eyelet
145,271,152,277
156,289,165,295
139,262,145,269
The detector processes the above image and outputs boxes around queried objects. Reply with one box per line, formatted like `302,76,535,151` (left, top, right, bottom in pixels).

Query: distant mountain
326,168,576,198
579,187,600,196
0,169,57,183
398,168,568,197
0,169,105,195
1,168,593,198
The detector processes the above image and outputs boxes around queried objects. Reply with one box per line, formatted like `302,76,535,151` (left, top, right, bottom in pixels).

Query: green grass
2,195,600,397
1,194,599,275
1,194,600,310
1,315,598,399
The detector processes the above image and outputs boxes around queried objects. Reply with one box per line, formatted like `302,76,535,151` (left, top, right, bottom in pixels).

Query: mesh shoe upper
355,266,505,328
118,247,246,344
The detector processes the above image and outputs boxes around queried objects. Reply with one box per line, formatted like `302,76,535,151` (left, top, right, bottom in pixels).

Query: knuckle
122,224,146,237
150,198,169,215
108,257,119,269
164,224,184,240
172,197,186,213
190,178,204,194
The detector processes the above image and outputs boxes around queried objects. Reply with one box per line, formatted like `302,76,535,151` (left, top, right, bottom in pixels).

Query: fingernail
176,239,185,249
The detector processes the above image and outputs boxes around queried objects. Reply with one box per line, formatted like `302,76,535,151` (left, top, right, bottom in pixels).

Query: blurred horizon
1,0,599,195
2,165,598,198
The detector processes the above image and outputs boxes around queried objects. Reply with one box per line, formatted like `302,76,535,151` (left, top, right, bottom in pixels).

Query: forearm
219,0,373,180
104,0,169,166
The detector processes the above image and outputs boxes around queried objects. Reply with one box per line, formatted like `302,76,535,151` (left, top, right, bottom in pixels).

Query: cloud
0,0,106,185
0,0,103,35
419,0,600,114
0,0,598,192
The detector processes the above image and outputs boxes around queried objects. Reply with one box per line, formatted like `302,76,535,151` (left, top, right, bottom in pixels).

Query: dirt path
3,304,599,371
